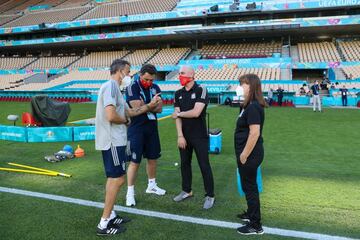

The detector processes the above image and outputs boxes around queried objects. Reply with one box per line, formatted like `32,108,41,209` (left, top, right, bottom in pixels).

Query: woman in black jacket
234,74,266,235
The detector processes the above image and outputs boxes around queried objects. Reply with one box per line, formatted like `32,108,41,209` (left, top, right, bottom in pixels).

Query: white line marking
0,187,357,240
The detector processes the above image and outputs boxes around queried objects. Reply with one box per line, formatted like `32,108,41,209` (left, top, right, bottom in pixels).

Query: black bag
31,95,71,127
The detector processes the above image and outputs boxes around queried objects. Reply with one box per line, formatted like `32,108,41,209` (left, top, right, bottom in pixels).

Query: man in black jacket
276,87,284,107
172,65,215,210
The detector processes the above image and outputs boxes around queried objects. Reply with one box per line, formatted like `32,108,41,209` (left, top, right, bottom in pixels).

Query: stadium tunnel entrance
292,69,327,83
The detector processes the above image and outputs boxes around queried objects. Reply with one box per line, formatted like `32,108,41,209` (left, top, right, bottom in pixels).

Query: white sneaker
126,194,136,207
145,184,166,196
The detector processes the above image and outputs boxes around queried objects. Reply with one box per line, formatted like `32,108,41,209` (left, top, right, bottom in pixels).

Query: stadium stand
71,50,130,68
157,83,181,92
341,65,360,80
53,0,90,9
3,0,43,14
228,82,302,93
25,56,80,69
200,42,282,59
12,69,138,91
78,0,178,20
0,73,34,90
331,82,360,98
38,0,68,7
64,83,102,89
3,5,91,27
0,0,10,5
147,48,191,66
171,67,280,80
0,0,28,14
123,49,158,66
338,40,360,62
0,14,19,26
0,57,38,69
298,42,341,62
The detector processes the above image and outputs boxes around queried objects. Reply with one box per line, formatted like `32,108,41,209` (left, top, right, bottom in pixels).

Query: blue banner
73,126,95,141
0,29,171,47
0,126,27,142
267,0,360,11
293,96,311,105
0,69,68,75
0,125,99,142
292,61,360,69
28,5,50,11
27,127,73,142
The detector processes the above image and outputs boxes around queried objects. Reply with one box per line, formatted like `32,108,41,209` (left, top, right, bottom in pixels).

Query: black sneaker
237,223,264,235
236,211,250,222
108,215,131,227
96,225,126,236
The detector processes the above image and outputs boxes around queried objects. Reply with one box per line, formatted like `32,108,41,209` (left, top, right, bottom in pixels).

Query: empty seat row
0,57,37,69
147,48,190,66
0,14,19,26
78,0,177,20
0,73,34,90
200,42,282,59
26,56,80,69
3,5,91,27
71,50,129,68
338,40,360,62
298,42,341,62
341,66,360,80
170,67,280,81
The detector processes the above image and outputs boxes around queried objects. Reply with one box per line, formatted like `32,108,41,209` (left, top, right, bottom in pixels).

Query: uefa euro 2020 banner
27,127,73,142
0,126,27,142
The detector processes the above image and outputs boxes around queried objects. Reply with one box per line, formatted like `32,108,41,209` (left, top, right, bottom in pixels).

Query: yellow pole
7,162,71,178
0,167,58,176
8,162,58,173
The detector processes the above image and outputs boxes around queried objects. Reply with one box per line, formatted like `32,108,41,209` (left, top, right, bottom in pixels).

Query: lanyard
137,80,152,103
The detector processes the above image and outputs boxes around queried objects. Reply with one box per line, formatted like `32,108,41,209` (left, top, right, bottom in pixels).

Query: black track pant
237,147,263,226
179,137,214,197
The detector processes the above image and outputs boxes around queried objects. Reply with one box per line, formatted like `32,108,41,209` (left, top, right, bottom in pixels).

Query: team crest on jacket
151,88,157,95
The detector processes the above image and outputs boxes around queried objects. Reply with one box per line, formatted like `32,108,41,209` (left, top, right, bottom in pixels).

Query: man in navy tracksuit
125,64,166,207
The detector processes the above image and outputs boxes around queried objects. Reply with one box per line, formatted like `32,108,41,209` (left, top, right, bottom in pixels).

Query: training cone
74,145,85,158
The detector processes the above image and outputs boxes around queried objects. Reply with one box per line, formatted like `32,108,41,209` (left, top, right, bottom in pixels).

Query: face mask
140,78,153,89
179,75,192,86
120,76,132,90
235,85,244,97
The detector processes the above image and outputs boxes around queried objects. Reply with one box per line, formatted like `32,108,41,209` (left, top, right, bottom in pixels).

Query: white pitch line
0,186,357,240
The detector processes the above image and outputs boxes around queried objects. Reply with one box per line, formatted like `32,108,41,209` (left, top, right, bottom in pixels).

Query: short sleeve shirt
95,79,128,150
234,101,264,154
174,82,209,139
